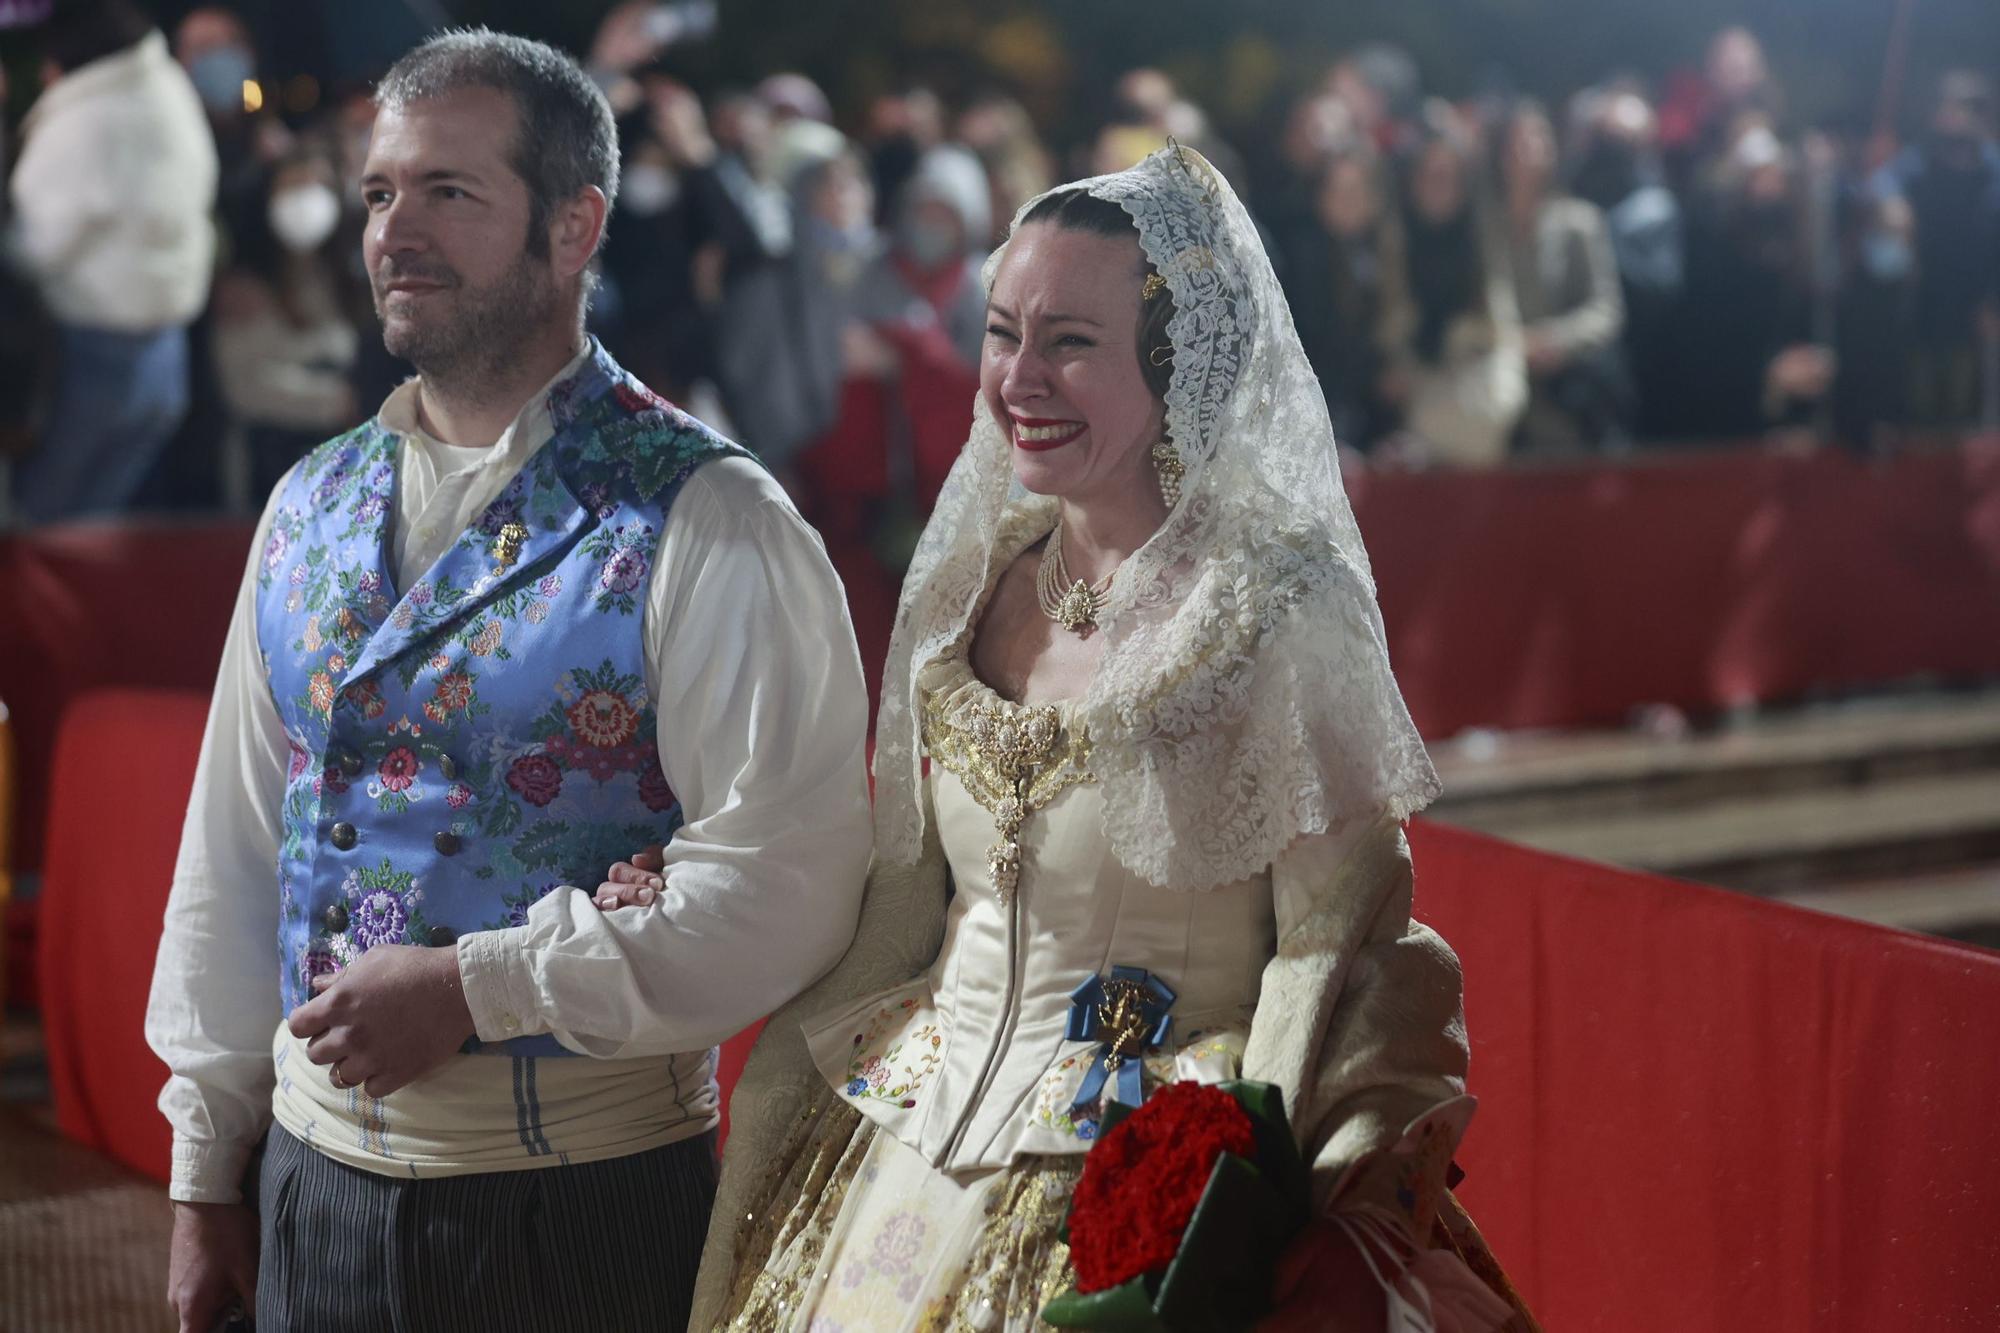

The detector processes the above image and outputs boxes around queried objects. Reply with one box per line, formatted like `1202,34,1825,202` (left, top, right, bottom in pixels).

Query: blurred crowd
2,2,1998,534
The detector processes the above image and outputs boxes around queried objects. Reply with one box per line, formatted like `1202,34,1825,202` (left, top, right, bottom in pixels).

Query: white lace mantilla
873,146,1439,890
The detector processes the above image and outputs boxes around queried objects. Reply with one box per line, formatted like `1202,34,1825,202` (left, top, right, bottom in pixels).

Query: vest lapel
342,373,613,689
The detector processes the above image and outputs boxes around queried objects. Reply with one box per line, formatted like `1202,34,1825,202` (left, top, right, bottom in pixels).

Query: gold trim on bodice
920,675,1094,901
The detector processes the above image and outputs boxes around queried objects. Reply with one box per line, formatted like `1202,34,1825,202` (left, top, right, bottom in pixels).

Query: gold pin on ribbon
490,522,528,570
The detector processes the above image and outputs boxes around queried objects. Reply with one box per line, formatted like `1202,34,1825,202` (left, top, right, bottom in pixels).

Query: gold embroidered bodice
918,658,1093,901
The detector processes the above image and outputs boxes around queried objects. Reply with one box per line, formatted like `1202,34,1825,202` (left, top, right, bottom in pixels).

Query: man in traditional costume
145,30,870,1332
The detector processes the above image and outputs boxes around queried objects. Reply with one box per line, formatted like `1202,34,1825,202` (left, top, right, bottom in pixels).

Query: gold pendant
1056,579,1097,633
490,522,528,570
1096,977,1152,1072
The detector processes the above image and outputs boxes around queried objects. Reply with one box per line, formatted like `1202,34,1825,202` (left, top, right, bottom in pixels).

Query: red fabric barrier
1353,440,2000,738
0,520,253,881
9,443,2000,886
1410,819,2000,1332
28,690,2000,1324
38,689,210,1184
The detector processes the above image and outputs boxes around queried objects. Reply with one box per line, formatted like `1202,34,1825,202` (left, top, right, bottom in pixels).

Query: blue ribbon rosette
1067,965,1177,1116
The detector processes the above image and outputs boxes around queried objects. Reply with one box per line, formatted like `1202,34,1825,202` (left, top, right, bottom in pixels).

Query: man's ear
550,185,610,281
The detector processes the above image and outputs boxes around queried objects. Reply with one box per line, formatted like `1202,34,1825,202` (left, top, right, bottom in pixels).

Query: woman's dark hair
1399,111,1494,364
1017,189,1177,399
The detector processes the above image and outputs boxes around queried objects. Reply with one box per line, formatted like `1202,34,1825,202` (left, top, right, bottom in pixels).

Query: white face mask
269,183,341,254
621,164,680,218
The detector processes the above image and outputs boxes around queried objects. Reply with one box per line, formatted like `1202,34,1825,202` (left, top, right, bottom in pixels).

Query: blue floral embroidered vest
253,345,751,1055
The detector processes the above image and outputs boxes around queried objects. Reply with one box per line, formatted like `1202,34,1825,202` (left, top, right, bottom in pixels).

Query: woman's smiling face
981,221,1167,503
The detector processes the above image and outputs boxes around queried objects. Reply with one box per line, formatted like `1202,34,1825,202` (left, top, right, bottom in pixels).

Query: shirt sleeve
144,476,295,1205
455,456,873,1057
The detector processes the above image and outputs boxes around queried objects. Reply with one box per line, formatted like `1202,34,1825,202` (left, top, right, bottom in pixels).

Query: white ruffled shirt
147,348,873,1202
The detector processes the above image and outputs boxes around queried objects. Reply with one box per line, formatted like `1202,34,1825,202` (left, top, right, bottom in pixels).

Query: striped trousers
256,1125,717,1332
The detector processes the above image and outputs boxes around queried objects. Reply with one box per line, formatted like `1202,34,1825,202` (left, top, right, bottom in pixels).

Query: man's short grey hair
376,28,620,260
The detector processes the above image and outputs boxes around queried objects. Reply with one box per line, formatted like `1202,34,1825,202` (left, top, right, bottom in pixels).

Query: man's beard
374,246,556,396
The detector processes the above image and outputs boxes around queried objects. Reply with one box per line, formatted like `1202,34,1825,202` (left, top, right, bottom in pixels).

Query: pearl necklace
1036,522,1114,636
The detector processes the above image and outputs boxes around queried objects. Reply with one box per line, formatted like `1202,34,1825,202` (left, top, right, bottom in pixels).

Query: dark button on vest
323,902,349,933
329,822,357,850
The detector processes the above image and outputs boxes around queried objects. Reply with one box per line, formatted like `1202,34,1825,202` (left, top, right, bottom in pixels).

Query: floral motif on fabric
339,860,428,950
259,511,301,586
581,523,655,615
256,346,745,1019
548,369,734,509
1031,1052,1101,1141
835,1210,932,1305
839,998,942,1110
530,660,656,785
363,745,424,814
343,678,387,720
483,880,563,931
505,753,565,808
1139,1029,1245,1086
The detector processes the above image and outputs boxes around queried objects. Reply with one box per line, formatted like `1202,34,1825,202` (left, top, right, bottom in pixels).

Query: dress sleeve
1240,815,1473,1228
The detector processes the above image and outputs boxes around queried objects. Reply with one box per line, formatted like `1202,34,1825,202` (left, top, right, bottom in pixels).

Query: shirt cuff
169,1135,255,1205
455,925,547,1043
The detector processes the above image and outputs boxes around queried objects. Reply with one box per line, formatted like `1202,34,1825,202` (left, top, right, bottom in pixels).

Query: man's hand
288,943,475,1097
167,1200,257,1333
593,844,667,912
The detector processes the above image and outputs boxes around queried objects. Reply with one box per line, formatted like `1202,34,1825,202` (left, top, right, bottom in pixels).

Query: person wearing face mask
1870,70,2000,429
6,0,218,523
210,144,366,500
851,146,992,509
173,6,290,240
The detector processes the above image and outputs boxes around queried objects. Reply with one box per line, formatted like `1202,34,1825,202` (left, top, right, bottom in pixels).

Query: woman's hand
591,844,667,911
1256,1218,1391,1332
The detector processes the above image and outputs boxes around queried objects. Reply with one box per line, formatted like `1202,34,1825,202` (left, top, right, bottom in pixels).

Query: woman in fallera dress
607,145,1536,1331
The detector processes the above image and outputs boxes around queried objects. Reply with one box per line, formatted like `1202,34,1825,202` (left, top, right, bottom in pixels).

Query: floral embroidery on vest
256,345,757,1043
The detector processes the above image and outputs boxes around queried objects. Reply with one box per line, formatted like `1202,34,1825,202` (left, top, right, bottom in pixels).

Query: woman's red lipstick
1010,416,1086,451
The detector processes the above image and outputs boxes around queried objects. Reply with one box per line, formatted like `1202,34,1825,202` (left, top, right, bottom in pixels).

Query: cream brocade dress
710,649,1531,1332
719,651,1287,1330
718,644,1424,1333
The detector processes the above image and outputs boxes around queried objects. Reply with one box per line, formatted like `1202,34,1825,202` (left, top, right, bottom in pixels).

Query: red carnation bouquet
1042,1080,1309,1331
